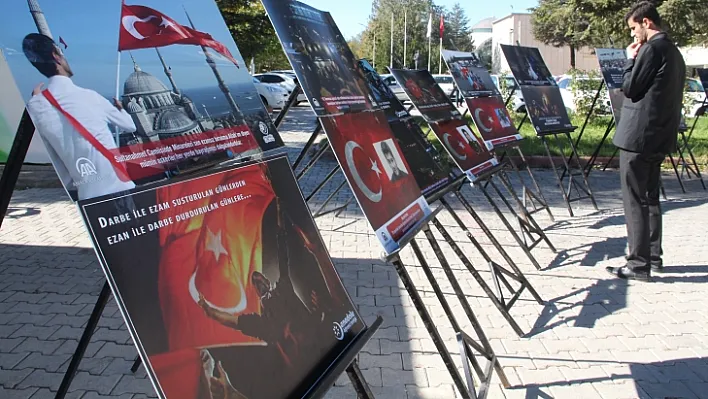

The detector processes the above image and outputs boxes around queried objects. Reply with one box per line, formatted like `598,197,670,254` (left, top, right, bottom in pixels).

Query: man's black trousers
619,149,665,269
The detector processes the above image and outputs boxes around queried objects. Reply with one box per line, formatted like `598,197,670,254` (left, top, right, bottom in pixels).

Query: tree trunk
570,45,576,69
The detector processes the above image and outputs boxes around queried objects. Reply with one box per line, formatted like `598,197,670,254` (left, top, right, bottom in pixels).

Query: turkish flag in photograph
154,163,275,351
430,118,495,173
466,95,519,143
118,3,240,67
320,111,424,230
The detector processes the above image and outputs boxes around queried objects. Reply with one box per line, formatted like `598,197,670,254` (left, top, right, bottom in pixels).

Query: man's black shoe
605,266,651,281
651,264,664,273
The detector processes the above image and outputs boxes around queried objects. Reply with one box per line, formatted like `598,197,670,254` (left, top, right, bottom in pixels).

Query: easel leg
565,132,599,211
477,180,545,270
680,131,706,190
411,237,510,389
292,124,323,171
390,254,472,398
346,360,375,399
668,153,687,194
56,282,111,399
542,136,574,217
131,356,142,373
513,147,554,221
584,120,615,178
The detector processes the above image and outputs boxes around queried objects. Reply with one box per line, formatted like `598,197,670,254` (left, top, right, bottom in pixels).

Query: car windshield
687,79,703,92
435,76,453,84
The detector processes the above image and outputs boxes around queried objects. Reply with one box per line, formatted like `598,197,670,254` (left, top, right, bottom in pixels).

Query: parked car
556,75,611,115
685,77,707,117
379,74,409,103
253,77,289,110
253,72,306,103
490,74,525,113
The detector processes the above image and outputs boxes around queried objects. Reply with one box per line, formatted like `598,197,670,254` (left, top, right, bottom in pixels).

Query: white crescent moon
474,108,493,132
122,15,158,41
188,271,248,315
344,141,383,203
443,133,467,161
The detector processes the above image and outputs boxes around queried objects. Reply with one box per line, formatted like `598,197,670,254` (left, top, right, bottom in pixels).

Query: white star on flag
370,159,382,177
459,141,466,150
205,228,228,262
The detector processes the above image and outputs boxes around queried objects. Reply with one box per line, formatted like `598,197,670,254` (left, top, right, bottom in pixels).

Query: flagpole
427,13,432,71
403,9,407,68
438,37,442,74
389,13,394,69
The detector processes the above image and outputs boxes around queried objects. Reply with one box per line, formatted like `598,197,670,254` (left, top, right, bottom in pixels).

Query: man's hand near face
627,40,643,60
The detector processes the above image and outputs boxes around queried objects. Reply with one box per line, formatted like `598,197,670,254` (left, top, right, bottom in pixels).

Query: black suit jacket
613,33,686,154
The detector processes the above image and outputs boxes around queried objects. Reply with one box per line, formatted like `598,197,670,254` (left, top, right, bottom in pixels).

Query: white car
557,76,611,115
685,77,707,117
491,74,525,113
254,72,307,104
379,74,409,103
432,74,455,96
252,77,289,110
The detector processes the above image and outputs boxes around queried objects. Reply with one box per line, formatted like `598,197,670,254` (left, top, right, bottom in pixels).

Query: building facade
489,13,598,75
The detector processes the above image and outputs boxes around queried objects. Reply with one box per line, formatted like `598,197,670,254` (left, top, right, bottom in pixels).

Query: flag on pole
118,3,239,67
440,15,444,38
59,36,68,49
426,13,432,38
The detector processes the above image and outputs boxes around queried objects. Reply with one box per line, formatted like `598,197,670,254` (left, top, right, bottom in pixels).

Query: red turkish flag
154,163,275,351
466,96,521,147
430,118,496,174
118,3,240,67
320,111,424,230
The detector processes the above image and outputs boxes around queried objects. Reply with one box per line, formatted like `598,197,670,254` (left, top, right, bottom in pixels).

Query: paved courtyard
1,106,708,399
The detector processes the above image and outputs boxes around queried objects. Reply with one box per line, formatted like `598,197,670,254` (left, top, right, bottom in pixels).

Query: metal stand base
542,132,599,217
673,130,706,191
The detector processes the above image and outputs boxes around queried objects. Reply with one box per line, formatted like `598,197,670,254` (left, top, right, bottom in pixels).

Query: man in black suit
607,2,686,281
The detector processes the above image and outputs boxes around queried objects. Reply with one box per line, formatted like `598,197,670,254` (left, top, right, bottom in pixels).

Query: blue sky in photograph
0,0,251,101
300,0,539,39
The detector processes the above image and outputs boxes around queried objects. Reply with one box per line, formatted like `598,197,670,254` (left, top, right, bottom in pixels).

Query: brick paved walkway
1,106,708,399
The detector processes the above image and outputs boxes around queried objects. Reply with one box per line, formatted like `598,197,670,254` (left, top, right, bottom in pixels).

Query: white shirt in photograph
26,75,136,200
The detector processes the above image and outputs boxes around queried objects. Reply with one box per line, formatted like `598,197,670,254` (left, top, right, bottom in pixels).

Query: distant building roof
493,13,532,25
472,17,495,31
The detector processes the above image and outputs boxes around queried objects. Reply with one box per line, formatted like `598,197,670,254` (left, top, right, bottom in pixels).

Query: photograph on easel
79,155,365,399
261,0,376,117
499,45,556,87
465,95,522,150
429,118,499,182
596,48,628,123
319,110,433,254
441,49,500,98
0,0,283,201
521,86,574,134
358,59,409,121
388,68,461,122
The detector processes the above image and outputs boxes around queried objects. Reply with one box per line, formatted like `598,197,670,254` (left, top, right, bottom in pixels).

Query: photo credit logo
332,310,358,341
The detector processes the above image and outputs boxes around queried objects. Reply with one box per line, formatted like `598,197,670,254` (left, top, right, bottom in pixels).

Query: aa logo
75,157,97,178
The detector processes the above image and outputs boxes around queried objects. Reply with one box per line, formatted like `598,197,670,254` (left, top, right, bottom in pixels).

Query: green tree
532,0,708,67
444,3,474,52
216,0,290,72
359,0,445,73
476,38,493,70
531,0,590,70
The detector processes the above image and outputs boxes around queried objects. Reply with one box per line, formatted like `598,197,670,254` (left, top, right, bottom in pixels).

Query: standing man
607,2,686,281
22,33,136,201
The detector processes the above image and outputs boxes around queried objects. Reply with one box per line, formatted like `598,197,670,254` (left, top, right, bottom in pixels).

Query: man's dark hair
380,141,394,158
22,33,60,78
625,1,662,26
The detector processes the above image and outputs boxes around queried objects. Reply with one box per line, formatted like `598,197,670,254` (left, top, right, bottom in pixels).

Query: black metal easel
383,207,511,398
674,101,707,190
273,86,353,218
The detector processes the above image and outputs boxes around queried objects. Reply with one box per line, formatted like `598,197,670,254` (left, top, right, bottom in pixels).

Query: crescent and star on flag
344,141,383,203
474,108,494,132
442,132,468,161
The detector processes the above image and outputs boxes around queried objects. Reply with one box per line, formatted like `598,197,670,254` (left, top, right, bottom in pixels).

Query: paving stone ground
1,106,708,399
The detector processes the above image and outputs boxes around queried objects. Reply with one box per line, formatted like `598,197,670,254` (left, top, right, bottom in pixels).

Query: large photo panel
697,69,708,95
429,118,499,183
261,0,376,116
500,45,556,87
320,110,432,254
1,49,51,163
389,68,461,122
0,0,283,201
520,86,574,135
466,95,522,150
441,49,500,98
79,155,365,399
596,48,627,90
